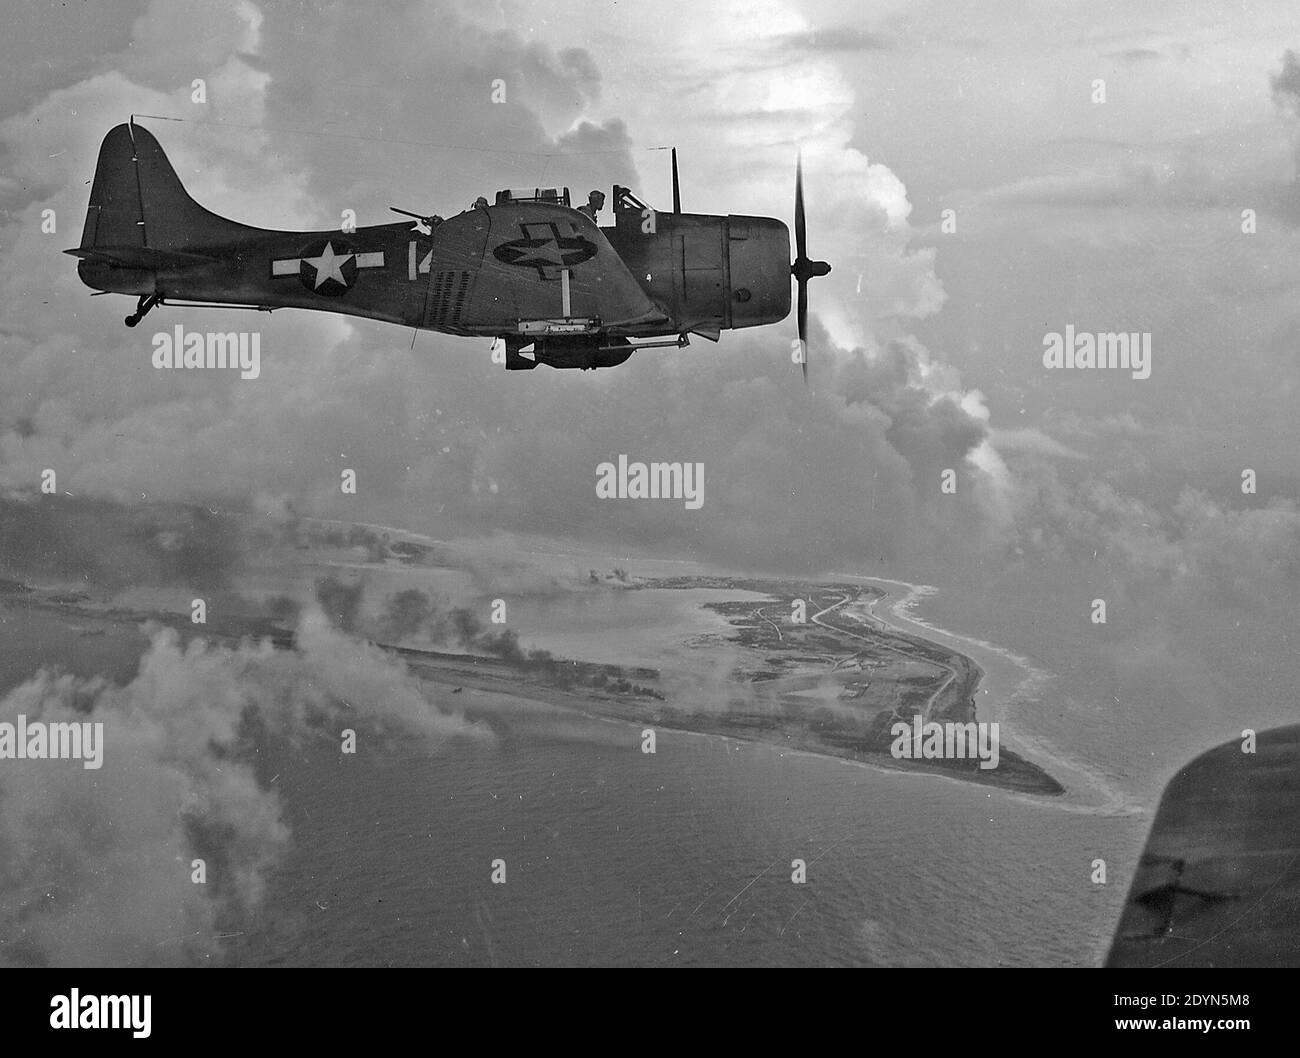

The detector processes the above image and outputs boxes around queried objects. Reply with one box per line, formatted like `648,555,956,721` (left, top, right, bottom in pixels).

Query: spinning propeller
790,153,832,382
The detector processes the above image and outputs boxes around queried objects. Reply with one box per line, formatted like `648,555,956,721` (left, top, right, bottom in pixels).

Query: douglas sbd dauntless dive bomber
70,120,831,374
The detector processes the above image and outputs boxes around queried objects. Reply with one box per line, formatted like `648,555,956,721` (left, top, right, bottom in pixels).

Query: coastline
0,568,1065,797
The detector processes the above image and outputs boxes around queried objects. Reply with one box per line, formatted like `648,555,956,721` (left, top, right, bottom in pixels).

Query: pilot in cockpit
576,190,605,223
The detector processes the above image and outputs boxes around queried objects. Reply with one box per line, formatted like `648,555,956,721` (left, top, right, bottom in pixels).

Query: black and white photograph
0,0,1297,1024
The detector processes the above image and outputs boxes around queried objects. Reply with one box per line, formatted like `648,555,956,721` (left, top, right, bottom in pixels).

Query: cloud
774,27,894,54
988,428,1088,461
0,640,285,967
12,0,1289,673
0,607,484,967
0,0,146,120
0,0,1008,578
1104,48,1165,65
1271,48,1300,117
0,495,238,591
255,0,627,217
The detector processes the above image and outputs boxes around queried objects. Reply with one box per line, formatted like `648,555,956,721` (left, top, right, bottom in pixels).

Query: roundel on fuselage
492,220,597,276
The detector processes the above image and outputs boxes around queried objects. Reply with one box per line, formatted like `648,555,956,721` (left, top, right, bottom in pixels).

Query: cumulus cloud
988,428,1088,461
0,608,483,967
0,0,1010,578
1271,48,1300,117
7,0,1289,757
6,0,1300,972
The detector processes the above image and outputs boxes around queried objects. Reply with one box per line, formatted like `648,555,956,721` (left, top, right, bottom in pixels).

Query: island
0,512,1063,797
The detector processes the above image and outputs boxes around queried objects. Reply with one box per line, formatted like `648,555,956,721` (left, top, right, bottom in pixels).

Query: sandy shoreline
0,560,1065,797
837,573,1144,814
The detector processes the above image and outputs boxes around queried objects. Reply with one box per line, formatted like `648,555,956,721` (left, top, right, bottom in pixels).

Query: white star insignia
528,242,569,267
302,241,354,288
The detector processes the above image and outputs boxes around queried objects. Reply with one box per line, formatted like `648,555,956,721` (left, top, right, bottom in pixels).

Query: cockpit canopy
494,187,571,208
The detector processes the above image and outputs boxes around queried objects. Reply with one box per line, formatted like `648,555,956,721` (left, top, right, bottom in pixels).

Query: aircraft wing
1105,724,1300,967
440,202,666,332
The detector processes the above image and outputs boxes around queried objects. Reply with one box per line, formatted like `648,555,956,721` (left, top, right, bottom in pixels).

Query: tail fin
72,120,252,268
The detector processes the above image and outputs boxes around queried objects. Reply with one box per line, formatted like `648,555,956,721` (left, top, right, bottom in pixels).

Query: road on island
808,590,959,716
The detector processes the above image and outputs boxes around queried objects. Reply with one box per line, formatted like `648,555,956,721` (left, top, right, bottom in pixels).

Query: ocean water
0,575,1150,967
224,574,1146,968
229,726,1133,967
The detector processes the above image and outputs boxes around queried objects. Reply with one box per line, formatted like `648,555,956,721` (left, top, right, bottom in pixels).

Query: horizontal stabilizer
65,245,219,269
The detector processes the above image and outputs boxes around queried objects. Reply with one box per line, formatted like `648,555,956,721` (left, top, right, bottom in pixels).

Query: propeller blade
790,151,831,384
794,153,807,262
671,148,681,214
797,280,808,383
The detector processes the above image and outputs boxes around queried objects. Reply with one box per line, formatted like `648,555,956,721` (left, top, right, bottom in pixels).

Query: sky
1,0,1299,760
